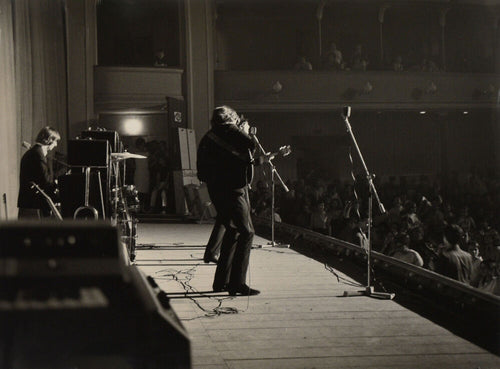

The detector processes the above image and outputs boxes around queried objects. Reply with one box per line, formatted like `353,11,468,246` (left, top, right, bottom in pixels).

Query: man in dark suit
197,106,271,296
17,126,60,219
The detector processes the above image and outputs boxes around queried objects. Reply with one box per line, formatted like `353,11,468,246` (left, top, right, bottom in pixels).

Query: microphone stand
341,112,395,300
252,134,290,248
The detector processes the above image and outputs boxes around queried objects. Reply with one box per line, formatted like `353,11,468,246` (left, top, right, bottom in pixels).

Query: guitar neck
32,184,63,220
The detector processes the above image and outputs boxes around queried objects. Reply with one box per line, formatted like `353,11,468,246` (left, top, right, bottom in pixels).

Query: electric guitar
247,145,292,185
30,182,63,220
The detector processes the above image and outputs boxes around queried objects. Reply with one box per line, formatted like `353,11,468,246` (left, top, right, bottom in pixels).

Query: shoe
213,284,227,292
203,255,219,264
228,284,260,296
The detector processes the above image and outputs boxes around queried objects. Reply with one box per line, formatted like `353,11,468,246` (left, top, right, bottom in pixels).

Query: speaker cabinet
68,139,110,167
80,130,121,152
167,97,186,128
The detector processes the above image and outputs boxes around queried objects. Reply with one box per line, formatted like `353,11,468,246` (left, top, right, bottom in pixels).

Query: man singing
197,106,271,296
17,126,60,219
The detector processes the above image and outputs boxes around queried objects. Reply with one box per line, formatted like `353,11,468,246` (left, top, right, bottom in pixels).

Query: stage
135,222,500,369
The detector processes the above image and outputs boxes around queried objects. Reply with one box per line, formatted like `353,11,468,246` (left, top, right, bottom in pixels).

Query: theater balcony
94,66,184,112
214,70,499,112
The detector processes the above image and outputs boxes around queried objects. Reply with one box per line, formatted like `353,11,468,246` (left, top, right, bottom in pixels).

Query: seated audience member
295,201,312,229
387,196,403,224
355,218,369,250
376,221,395,254
310,201,330,235
338,216,359,245
471,260,500,295
442,202,456,225
467,241,483,285
392,55,404,71
422,58,439,72
327,198,344,237
351,44,368,71
435,224,473,284
154,49,167,67
456,206,475,241
294,56,313,71
402,201,422,230
391,233,424,267
408,226,438,269
322,42,344,70
478,220,500,262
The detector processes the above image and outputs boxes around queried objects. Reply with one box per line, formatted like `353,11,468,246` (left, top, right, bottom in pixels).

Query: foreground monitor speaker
0,221,191,369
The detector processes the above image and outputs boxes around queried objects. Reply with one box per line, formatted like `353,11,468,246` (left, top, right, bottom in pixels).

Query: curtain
0,0,68,219
15,0,68,150
0,0,19,219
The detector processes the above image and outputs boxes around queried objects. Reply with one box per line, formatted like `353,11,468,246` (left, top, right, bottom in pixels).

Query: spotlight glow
419,111,427,115
122,118,143,135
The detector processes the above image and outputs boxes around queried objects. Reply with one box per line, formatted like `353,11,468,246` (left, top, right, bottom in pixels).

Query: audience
250,169,500,295
350,44,369,71
321,42,344,70
294,56,313,71
391,233,424,267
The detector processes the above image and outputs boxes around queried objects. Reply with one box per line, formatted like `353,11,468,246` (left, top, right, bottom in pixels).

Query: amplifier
68,139,109,167
0,221,122,278
80,130,121,152
0,221,191,369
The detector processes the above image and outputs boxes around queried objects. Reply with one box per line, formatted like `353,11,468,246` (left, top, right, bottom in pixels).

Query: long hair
210,105,240,127
35,126,60,145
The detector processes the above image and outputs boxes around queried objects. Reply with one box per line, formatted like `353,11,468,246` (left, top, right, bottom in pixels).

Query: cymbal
111,152,147,160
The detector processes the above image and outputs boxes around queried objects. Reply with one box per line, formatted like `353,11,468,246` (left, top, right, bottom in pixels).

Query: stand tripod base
264,241,290,248
343,286,395,300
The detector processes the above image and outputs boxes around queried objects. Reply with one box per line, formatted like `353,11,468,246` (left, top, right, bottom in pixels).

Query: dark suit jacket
197,124,256,190
17,144,56,213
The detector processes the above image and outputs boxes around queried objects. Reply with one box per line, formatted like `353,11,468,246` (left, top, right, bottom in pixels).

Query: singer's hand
262,152,276,163
238,120,250,134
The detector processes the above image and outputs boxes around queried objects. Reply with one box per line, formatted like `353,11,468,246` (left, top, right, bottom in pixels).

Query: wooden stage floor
135,223,500,369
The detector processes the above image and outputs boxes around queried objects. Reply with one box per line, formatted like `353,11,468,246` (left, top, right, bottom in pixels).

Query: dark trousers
208,184,254,289
204,216,225,260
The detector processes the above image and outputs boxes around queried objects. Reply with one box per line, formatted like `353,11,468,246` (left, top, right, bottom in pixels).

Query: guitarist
17,126,60,219
197,106,273,296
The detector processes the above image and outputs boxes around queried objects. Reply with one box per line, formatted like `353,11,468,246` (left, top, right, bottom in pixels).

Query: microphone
249,126,257,136
342,106,351,119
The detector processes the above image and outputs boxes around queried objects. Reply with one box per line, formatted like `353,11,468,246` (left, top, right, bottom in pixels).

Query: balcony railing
215,70,499,111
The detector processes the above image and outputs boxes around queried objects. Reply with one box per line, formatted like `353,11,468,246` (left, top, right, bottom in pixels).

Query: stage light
463,111,469,115
122,118,144,135
419,111,427,115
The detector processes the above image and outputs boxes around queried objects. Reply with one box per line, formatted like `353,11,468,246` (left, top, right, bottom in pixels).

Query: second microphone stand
341,113,395,300
252,134,290,248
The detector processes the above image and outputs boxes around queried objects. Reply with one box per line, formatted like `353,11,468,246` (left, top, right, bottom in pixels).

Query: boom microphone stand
251,129,290,248
340,106,395,300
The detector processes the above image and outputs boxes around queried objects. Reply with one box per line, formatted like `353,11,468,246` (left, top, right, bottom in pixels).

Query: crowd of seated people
249,170,500,295
294,37,493,73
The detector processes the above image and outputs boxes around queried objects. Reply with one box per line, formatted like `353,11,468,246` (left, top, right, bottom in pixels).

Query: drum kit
49,130,149,262
109,151,147,262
